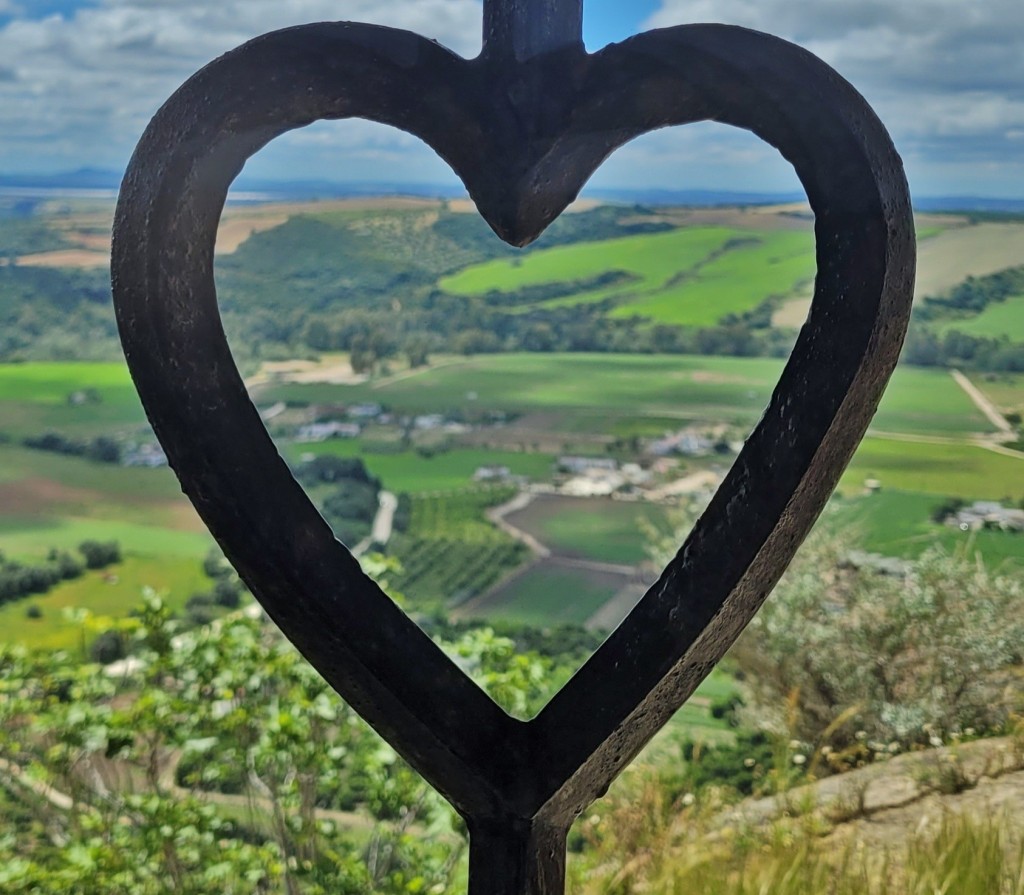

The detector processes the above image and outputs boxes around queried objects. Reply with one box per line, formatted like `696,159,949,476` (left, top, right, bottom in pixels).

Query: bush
78,540,121,570
90,629,126,665
25,604,42,619
213,578,241,609
735,530,1024,749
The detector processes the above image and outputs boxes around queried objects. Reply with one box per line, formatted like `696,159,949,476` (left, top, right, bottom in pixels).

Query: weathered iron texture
111,1,915,891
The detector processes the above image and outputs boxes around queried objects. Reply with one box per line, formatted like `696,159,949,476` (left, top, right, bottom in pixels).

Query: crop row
391,538,528,606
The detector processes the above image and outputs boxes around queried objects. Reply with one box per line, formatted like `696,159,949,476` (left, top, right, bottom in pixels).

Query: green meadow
440,228,816,325
0,362,145,437
976,372,1024,415
609,230,815,325
0,554,213,651
506,497,671,566
259,354,995,438
936,294,1024,340
471,563,622,627
841,437,1023,500
828,490,1022,570
286,440,556,494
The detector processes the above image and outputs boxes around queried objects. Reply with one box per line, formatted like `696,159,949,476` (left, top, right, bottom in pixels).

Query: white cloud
0,0,483,174
643,0,1024,193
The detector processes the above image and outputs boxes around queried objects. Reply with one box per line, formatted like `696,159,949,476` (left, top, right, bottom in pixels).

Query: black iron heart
112,20,914,894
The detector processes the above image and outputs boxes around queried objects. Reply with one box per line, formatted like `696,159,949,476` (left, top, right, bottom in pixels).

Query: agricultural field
0,361,145,437
935,294,1024,339
504,495,671,566
840,437,1024,501
259,353,997,439
913,221,1024,302
465,559,627,628
286,440,556,494
0,554,212,651
440,226,816,326
828,490,1023,570
388,489,529,606
976,372,1024,416
2,192,1023,647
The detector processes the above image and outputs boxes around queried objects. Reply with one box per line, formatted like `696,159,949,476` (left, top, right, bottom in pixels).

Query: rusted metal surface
111,2,915,892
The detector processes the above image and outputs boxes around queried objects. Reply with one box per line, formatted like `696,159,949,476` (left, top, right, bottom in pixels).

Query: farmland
935,294,1024,339
840,437,1024,500
441,226,819,326
0,197,1023,649
829,490,1023,569
503,495,671,566
259,353,997,438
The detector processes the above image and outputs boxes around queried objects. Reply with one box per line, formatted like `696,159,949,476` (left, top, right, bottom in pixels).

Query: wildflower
681,793,695,807
743,757,756,768
792,754,806,766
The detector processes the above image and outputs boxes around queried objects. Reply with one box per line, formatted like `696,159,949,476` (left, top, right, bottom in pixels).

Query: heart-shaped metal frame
112,10,914,893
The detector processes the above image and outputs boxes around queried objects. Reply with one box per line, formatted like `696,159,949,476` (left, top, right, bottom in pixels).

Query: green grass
936,294,1024,340
827,490,1023,569
475,564,622,627
261,354,785,427
286,440,555,494
0,362,145,437
842,437,1024,500
260,354,997,438
0,554,212,651
440,228,817,326
441,226,738,297
974,372,1024,416
0,518,211,561
508,497,670,565
871,367,992,434
610,231,815,325
0,444,201,545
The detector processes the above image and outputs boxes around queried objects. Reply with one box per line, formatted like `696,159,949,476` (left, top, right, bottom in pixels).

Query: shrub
735,531,1024,749
213,578,241,609
78,540,121,570
25,604,42,619
90,629,126,665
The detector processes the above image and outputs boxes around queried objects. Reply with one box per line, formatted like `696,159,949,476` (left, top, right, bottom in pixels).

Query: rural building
348,402,383,419
950,500,1024,532
296,421,361,442
122,442,167,467
558,455,617,474
473,465,512,482
648,429,713,457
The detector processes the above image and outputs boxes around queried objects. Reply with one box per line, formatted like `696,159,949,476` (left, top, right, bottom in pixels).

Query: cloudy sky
0,0,1022,197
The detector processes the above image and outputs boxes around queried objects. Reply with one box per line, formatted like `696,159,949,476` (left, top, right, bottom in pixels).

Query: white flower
681,793,695,807
792,754,807,766
929,736,943,748
743,757,756,768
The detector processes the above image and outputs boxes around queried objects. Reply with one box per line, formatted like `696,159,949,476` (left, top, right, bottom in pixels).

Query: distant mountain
2,170,1024,213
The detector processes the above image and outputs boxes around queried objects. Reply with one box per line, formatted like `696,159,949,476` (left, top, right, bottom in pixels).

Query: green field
870,367,992,434
610,231,815,325
0,444,199,542
975,373,1024,417
842,437,1024,500
0,362,145,437
260,354,995,438
0,554,213,651
287,440,555,494
936,294,1024,340
470,562,623,627
828,490,1022,570
506,496,670,565
440,228,816,326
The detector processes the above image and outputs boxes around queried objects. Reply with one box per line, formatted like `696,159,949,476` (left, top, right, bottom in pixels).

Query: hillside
3,195,1021,369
